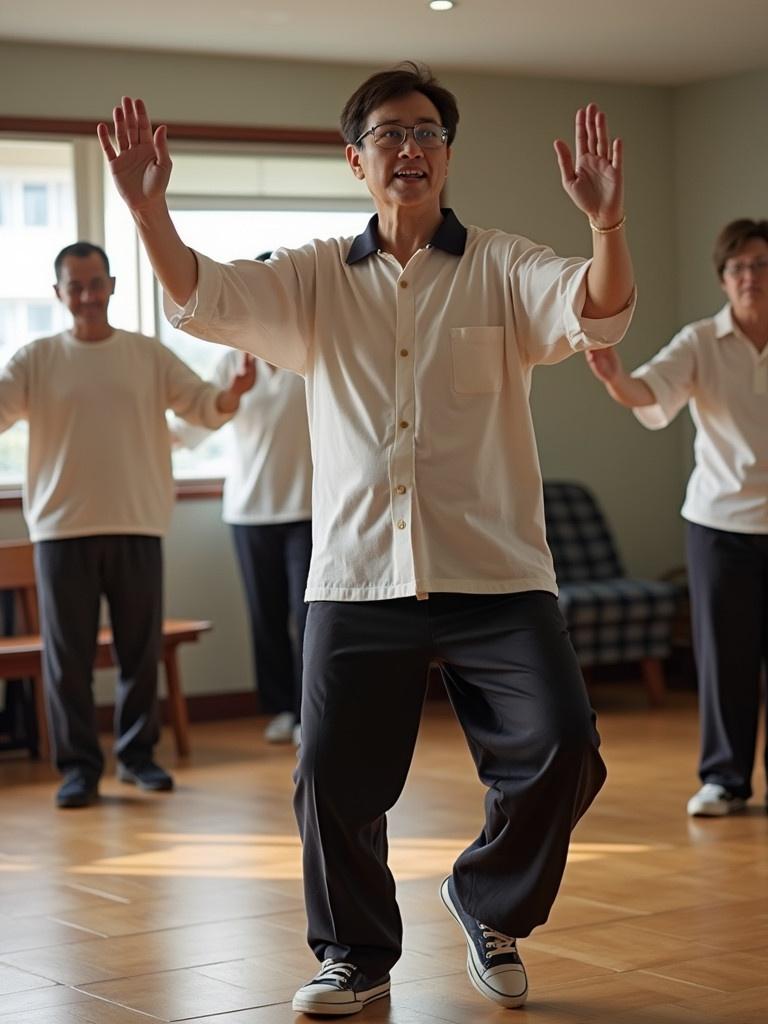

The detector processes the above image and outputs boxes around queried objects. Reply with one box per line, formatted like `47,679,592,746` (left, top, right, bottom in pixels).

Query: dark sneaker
117,760,174,791
440,875,528,1008
56,772,99,809
292,959,390,1016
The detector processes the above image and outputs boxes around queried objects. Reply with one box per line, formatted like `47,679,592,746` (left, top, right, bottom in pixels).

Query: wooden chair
0,539,211,760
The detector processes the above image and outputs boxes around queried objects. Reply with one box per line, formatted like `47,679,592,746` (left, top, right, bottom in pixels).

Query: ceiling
1,0,767,86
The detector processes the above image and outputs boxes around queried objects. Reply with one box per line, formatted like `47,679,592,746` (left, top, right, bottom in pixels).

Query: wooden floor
0,685,766,1024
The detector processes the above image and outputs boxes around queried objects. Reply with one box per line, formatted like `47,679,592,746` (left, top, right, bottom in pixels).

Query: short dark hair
340,61,459,147
713,219,768,279
255,251,272,262
54,241,111,281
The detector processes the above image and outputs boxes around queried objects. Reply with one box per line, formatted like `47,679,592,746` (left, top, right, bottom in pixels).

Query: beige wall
3,42,756,701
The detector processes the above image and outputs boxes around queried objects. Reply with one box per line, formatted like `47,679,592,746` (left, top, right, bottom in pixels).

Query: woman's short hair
713,219,768,279
340,61,459,147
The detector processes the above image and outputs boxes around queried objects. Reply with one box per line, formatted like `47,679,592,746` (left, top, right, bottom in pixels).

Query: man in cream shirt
99,63,634,1016
0,241,254,808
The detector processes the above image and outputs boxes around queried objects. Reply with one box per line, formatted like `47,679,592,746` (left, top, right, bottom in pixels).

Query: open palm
97,98,171,211
554,103,624,227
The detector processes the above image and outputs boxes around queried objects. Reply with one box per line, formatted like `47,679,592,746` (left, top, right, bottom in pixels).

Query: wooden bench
0,539,211,761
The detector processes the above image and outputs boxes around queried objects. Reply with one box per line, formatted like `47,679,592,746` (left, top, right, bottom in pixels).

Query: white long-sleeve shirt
172,349,312,525
632,304,768,534
166,211,634,601
0,329,232,541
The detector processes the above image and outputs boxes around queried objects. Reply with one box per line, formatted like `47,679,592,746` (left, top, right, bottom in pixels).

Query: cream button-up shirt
632,304,768,534
167,211,634,600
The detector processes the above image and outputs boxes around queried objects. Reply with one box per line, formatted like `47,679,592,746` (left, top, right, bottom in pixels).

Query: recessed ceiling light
429,0,455,10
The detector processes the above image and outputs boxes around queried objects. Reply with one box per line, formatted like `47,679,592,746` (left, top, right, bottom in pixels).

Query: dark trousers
231,520,312,718
294,591,607,978
687,522,768,799
35,535,163,782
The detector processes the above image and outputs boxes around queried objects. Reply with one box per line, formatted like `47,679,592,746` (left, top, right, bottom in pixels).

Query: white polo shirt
172,349,312,525
632,304,768,534
167,210,634,600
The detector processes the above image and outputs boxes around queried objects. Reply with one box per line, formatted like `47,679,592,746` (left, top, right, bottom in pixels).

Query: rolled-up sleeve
511,246,636,366
631,329,696,430
164,248,312,375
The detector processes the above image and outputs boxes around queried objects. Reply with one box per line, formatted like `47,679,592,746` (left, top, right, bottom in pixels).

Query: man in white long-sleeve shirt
0,241,254,808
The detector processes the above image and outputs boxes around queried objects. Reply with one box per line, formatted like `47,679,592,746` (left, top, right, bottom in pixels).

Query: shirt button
397,519,406,530
396,485,406,495
400,349,409,357
399,280,408,289
399,420,409,429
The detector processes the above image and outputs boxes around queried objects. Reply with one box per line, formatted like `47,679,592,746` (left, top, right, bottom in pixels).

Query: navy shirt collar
346,208,467,265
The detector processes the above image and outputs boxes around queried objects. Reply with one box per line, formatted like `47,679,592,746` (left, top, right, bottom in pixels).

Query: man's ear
346,143,365,180
53,282,62,302
108,276,116,296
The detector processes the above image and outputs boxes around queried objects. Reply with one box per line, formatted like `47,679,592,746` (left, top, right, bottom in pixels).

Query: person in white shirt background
587,218,768,820
98,62,634,1016
0,241,255,809
172,257,312,748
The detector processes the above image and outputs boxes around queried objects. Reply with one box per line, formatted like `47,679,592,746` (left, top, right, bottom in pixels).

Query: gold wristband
590,214,626,234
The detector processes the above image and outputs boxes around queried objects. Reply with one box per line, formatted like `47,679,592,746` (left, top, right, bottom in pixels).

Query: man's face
346,91,451,215
720,237,768,318
54,253,115,327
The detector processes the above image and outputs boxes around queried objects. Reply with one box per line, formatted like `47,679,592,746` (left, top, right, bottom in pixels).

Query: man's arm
554,104,634,318
97,97,197,307
215,353,257,414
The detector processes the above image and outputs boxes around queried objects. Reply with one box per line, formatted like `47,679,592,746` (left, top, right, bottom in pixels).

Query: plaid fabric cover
543,482,678,665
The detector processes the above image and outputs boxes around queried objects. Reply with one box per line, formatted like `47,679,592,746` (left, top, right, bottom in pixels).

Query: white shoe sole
440,877,528,1009
292,981,390,1015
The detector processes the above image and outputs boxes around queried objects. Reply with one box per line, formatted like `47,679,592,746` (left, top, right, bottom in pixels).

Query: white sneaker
292,959,390,1015
264,712,296,743
687,783,747,817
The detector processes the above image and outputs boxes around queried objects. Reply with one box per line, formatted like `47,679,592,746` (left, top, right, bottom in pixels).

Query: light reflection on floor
64,835,660,880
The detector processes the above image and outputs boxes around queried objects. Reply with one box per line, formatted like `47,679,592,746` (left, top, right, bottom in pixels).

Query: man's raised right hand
97,98,172,213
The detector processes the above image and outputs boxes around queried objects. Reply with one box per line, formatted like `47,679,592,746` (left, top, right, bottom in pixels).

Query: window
105,147,373,479
0,139,77,486
0,132,372,487
26,302,54,337
23,183,48,226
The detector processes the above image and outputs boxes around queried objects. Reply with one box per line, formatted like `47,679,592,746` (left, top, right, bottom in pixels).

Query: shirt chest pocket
450,326,504,395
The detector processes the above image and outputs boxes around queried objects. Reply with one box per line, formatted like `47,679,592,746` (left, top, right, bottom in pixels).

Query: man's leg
34,538,103,788
434,591,606,938
284,519,312,721
102,536,163,770
231,524,294,716
294,598,432,979
687,523,764,802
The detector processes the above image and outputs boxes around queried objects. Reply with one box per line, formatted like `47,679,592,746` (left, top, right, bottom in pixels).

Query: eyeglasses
61,279,111,296
355,122,448,149
723,257,768,278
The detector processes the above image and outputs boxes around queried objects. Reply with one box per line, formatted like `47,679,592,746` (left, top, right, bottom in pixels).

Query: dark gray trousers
35,535,163,782
294,591,606,978
687,522,768,799
231,521,312,718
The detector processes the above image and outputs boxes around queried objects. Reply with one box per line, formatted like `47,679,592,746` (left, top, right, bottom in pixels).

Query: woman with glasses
587,218,768,818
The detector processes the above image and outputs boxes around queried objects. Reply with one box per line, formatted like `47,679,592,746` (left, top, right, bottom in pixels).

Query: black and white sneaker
292,958,390,1016
440,875,528,1008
